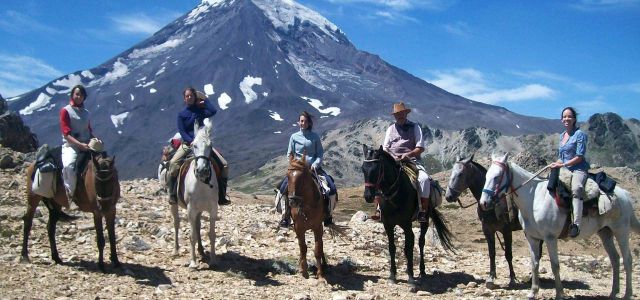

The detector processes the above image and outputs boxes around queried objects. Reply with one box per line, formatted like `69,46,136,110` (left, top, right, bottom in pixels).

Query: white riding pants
61,143,79,197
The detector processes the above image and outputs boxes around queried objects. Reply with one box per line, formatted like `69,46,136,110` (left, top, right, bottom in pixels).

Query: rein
483,161,550,202
194,155,214,188
449,162,480,209
363,157,401,201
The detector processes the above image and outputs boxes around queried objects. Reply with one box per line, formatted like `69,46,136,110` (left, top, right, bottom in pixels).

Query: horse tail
429,207,455,252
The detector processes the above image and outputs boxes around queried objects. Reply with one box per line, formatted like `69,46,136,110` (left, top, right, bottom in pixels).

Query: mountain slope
8,0,558,179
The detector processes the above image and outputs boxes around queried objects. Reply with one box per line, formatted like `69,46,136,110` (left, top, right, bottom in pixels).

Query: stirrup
279,218,290,228
417,211,428,223
370,209,381,221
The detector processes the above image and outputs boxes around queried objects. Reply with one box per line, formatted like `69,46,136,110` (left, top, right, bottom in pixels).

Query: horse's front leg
313,225,326,280
105,209,121,268
483,222,497,288
544,238,563,300
296,225,309,279
187,206,199,268
194,213,205,259
21,195,40,263
207,209,216,268
597,228,620,298
171,203,180,256
613,230,633,299
418,221,428,279
501,226,517,287
93,213,106,272
401,223,416,290
384,223,397,284
526,236,543,299
45,201,63,264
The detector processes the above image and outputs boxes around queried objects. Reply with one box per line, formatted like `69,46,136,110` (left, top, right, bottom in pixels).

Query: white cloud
0,10,58,34
427,68,555,104
442,21,471,38
0,53,63,97
512,70,640,95
371,10,419,23
573,97,617,117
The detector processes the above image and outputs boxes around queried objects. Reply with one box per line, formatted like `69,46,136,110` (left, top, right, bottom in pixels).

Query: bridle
482,161,515,207
448,161,480,209
194,154,214,188
363,153,401,200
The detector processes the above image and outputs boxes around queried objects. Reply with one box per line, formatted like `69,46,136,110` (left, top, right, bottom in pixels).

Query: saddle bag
32,168,57,198
591,171,616,194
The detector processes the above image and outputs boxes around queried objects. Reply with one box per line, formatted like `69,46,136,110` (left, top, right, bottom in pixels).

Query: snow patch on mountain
300,96,340,116
252,0,340,41
130,94,135,101
129,39,184,60
19,93,52,115
268,110,283,121
204,84,215,96
45,86,57,95
155,67,166,76
239,76,262,104
97,59,129,85
52,74,83,93
218,92,231,110
150,88,157,94
81,70,95,79
111,112,130,128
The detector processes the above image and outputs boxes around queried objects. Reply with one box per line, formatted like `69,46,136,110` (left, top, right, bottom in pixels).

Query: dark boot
568,224,580,238
218,177,231,205
279,196,291,228
323,195,334,226
417,197,428,223
168,176,178,205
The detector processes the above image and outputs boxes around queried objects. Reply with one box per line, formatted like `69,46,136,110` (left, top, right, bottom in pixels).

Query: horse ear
456,155,461,162
362,144,368,157
204,117,212,129
194,119,200,133
378,145,383,152
503,152,510,162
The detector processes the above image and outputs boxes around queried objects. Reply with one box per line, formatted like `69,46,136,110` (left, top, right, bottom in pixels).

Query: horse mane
376,148,395,163
289,158,308,171
192,123,211,145
470,160,487,173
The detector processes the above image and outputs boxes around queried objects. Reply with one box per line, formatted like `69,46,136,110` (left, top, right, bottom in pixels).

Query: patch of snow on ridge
19,93,51,115
52,74,83,93
155,67,166,75
268,110,284,121
99,59,129,85
239,76,262,104
81,70,95,79
110,112,130,128
252,0,341,41
150,88,157,94
130,94,135,101
128,39,184,59
204,84,215,96
300,96,341,116
218,93,231,110
45,86,57,95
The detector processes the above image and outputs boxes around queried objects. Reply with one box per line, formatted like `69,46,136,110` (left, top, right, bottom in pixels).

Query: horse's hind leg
21,194,40,263
93,213,106,272
598,227,620,298
613,229,632,299
105,209,121,268
313,226,326,280
401,223,416,289
418,221,428,279
45,200,63,264
171,203,180,256
207,209,216,268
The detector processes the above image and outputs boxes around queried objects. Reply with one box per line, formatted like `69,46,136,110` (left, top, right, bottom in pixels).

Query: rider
166,87,231,206
382,102,429,223
60,85,102,202
279,111,337,227
549,106,589,238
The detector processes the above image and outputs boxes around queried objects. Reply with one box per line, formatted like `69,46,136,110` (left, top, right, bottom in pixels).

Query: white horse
479,153,640,299
170,118,219,268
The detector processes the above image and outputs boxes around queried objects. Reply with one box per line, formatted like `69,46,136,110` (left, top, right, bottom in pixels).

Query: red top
59,100,92,136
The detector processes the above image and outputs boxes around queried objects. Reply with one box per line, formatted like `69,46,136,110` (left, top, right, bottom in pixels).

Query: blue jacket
558,129,589,171
177,100,217,144
287,129,323,169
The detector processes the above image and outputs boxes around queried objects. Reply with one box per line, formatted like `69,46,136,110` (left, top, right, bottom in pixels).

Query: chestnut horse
287,155,327,279
22,151,121,272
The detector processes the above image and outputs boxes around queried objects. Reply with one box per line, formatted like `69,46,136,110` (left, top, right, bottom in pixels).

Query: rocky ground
1,161,639,299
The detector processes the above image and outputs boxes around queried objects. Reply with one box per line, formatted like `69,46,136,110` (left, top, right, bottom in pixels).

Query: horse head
287,155,311,208
445,154,474,203
192,118,213,185
479,153,511,211
91,152,118,204
361,145,391,203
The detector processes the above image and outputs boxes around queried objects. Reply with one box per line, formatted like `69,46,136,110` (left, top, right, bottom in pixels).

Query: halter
482,160,514,204
449,161,482,209
363,155,401,200
194,155,214,188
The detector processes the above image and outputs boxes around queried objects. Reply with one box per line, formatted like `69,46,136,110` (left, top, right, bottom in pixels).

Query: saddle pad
176,157,194,207
558,168,600,201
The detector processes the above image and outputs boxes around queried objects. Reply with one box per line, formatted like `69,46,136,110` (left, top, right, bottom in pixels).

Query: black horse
444,154,520,287
361,145,454,290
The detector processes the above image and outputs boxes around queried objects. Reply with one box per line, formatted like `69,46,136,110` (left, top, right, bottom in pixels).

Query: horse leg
418,221,428,279
296,227,309,279
105,209,121,268
313,225,326,280
544,238,563,300
484,222,497,288
93,213,106,272
207,209,216,268
613,229,633,299
194,213,205,259
402,223,416,291
171,203,180,256
45,200,63,264
21,195,40,263
503,225,517,287
526,236,543,299
187,207,199,268
384,223,397,284
597,227,619,298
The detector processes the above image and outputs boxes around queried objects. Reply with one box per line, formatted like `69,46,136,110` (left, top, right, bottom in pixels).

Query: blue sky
1,0,639,121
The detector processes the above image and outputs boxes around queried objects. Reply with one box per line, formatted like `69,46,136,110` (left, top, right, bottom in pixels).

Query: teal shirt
287,129,323,168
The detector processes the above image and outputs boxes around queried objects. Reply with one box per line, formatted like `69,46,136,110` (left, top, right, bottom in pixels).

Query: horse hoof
19,256,30,264
189,261,198,269
301,272,309,279
53,257,63,265
112,260,122,268
486,281,498,290
172,250,180,257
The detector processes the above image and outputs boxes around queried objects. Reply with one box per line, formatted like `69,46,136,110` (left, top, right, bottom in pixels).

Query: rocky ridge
1,148,639,299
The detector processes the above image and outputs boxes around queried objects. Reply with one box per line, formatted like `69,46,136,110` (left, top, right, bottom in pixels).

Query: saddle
174,151,223,207
550,168,617,216
400,161,443,208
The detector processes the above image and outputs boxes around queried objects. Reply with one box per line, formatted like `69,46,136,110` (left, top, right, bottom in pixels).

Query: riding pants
61,143,84,198
571,169,588,226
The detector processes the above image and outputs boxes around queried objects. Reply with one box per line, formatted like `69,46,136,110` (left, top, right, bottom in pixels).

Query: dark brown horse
22,151,121,272
287,155,327,280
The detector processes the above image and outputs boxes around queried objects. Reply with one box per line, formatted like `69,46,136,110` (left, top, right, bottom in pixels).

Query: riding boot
371,195,381,221
168,175,178,205
417,197,428,223
279,196,291,228
217,177,231,205
569,197,583,238
323,194,334,226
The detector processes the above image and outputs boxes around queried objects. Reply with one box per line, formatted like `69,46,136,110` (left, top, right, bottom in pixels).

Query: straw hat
87,138,104,152
196,91,208,101
392,102,411,114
